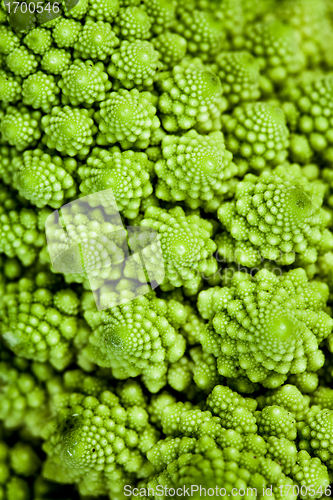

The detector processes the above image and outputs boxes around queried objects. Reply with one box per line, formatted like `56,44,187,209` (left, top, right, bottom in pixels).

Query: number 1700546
4,1,60,14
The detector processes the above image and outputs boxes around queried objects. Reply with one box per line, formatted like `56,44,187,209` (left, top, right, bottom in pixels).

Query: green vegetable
0,1,333,499
155,129,238,210
78,147,153,218
197,268,332,388
41,105,97,156
58,59,111,106
95,88,160,148
217,167,333,265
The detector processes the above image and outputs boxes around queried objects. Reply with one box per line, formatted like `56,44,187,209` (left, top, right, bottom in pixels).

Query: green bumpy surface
52,18,82,48
151,31,187,69
154,129,238,211
221,103,290,171
0,25,19,55
282,74,333,165
42,381,158,498
0,185,47,266
40,48,72,75
257,384,310,422
300,406,333,469
78,147,153,218
95,88,160,149
0,106,41,151
174,7,225,61
197,268,333,388
58,60,111,106
157,58,225,133
1,1,333,499
139,206,218,292
275,0,333,69
210,51,261,109
22,71,60,112
87,0,120,22
0,70,22,104
14,149,76,208
232,20,305,94
142,0,176,35
23,28,53,55
41,200,126,290
0,277,80,369
73,20,119,60
82,293,187,392
6,47,38,78
41,105,97,156
217,167,333,266
0,351,54,433
107,39,161,88
0,437,40,500
114,6,152,41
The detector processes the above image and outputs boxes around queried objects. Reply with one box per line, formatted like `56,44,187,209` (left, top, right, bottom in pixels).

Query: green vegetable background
2,0,333,498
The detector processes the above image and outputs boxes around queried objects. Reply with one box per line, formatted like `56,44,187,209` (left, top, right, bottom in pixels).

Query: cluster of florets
154,130,238,211
282,74,333,165
1,1,333,499
217,167,333,266
197,268,333,388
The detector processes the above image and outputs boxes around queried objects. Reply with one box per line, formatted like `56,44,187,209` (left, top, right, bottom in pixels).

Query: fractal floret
275,0,333,69
0,276,81,369
113,6,152,41
41,105,97,157
221,102,290,171
151,31,187,69
95,88,160,149
300,405,333,469
0,436,41,500
0,185,47,266
23,28,53,56
52,18,82,48
6,46,39,78
210,51,261,109
138,206,218,292
217,166,333,266
154,129,238,211
144,435,303,499
58,59,111,106
0,347,57,435
107,39,161,88
0,105,41,151
197,268,333,388
1,0,333,499
0,69,22,104
0,25,19,54
22,71,60,112
81,292,187,392
142,390,330,499
14,149,77,208
40,47,72,75
282,74,333,165
42,375,158,498
257,384,310,422
157,58,225,133
73,19,119,60
41,198,127,290
232,19,305,93
173,7,225,61
78,146,153,219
